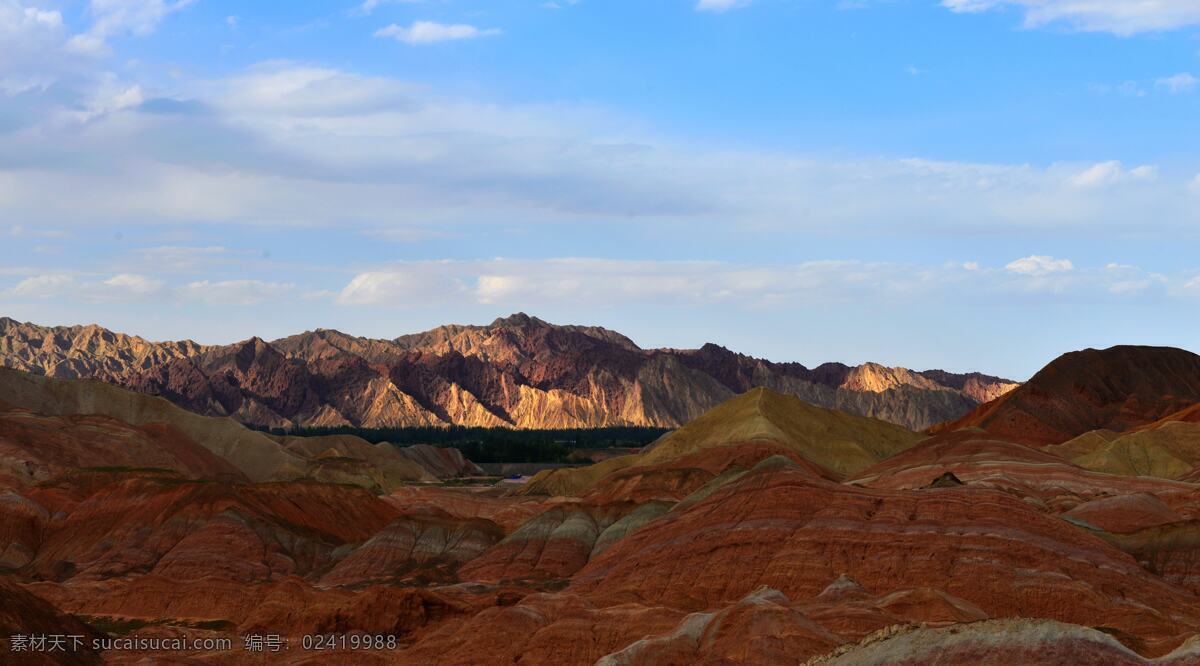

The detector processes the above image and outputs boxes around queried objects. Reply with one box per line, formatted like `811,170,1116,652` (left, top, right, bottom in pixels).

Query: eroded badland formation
2,315,1200,664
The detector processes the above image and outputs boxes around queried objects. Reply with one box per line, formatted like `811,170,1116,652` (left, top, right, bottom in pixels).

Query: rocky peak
490,312,544,329
840,362,945,394
232,337,278,370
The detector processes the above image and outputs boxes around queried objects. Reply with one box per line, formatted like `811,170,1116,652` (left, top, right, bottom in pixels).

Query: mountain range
0,313,1018,431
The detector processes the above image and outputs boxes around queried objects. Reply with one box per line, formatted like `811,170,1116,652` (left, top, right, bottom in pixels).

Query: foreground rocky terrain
0,314,1017,431
2,343,1199,664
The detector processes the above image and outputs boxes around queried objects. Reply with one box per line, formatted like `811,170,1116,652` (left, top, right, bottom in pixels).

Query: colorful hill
519,387,920,496
934,346,1200,445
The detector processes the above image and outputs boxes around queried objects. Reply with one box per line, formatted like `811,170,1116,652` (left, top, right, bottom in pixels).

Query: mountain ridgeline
0,314,1018,431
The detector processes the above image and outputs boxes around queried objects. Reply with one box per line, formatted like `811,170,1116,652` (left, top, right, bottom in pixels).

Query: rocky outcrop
0,317,205,381
0,315,1018,431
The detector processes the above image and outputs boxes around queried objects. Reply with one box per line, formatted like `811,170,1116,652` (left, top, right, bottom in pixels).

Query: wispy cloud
1156,72,1197,94
1005,255,1072,276
374,21,500,45
4,273,167,302
1067,161,1157,189
67,0,196,55
328,257,1194,310
355,0,425,16
2,272,292,306
696,0,751,13
178,279,295,306
941,0,1200,35
0,61,1195,240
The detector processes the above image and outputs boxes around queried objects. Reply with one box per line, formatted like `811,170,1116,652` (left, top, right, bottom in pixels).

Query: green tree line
250,424,670,464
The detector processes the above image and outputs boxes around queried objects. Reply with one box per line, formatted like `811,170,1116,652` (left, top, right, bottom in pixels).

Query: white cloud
2,272,295,306
0,61,1197,243
218,64,416,116
337,269,469,306
1103,263,1161,294
0,0,68,89
696,0,750,12
3,272,166,301
3,258,1193,316
941,0,1200,35
178,280,294,306
1068,161,1122,188
356,0,425,16
1156,73,1197,94
1067,161,1157,189
1005,255,1073,276
374,21,500,45
67,0,195,55
1128,165,1159,181
328,257,1200,310
10,225,70,239
337,259,957,308
7,274,75,299
102,273,167,298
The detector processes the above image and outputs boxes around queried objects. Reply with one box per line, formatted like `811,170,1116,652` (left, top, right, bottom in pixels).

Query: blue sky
2,0,1199,379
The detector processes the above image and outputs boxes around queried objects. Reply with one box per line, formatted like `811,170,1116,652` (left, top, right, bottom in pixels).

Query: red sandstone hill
4,347,1200,664
0,314,1017,431
933,345,1200,446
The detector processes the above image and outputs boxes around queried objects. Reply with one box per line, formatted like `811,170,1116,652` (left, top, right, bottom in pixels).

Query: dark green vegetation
250,425,670,463
84,616,234,636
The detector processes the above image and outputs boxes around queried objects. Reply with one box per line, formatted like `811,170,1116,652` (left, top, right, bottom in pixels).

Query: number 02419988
301,634,398,651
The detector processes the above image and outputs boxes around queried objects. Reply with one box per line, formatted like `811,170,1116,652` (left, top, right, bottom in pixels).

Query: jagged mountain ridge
0,314,1018,431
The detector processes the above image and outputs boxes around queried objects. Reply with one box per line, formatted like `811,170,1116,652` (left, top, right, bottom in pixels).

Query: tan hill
0,367,472,490
0,366,307,483
933,345,1200,445
1047,421,1200,480
519,387,920,496
0,314,1017,431
639,387,920,475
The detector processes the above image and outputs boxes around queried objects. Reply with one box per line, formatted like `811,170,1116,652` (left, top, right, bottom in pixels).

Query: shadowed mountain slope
934,345,1200,446
0,367,477,490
